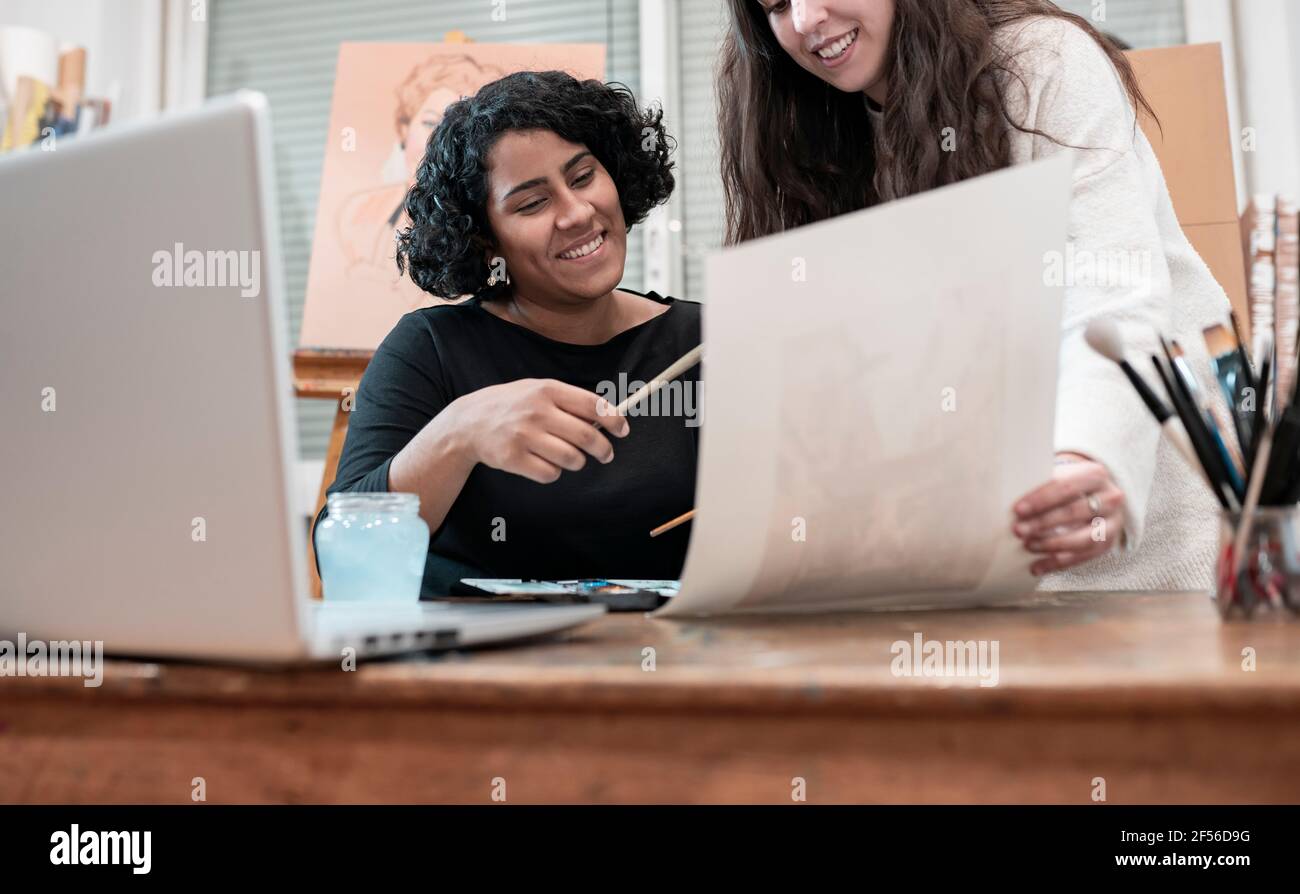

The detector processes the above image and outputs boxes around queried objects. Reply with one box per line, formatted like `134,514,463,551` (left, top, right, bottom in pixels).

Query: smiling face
483,129,627,307
759,0,895,101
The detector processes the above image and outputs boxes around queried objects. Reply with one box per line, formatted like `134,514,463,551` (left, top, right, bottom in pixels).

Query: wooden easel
297,32,474,599
294,349,372,598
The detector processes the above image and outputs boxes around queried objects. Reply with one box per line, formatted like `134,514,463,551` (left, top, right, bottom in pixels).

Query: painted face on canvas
403,86,459,175
759,0,895,100
484,128,628,305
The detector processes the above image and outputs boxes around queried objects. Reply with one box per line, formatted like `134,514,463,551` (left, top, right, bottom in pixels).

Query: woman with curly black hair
315,70,700,596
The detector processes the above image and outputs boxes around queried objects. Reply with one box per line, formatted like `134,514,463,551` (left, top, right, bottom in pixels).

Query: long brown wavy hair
719,0,1158,244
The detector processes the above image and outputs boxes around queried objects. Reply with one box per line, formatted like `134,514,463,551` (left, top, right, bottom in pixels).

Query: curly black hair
395,70,676,299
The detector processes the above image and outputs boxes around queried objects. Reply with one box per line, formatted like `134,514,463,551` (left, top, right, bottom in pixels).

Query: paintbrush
1228,420,1274,604
1204,323,1255,454
650,509,695,538
1253,335,1274,461
1150,353,1236,509
1229,309,1255,386
610,345,703,417
1259,337,1300,503
1160,338,1244,499
1084,319,1207,489
596,344,702,437
1259,404,1300,504
603,344,703,536
1172,341,1246,490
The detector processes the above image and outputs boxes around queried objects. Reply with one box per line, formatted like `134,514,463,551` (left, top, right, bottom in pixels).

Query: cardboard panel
1127,43,1239,228
1185,220,1250,327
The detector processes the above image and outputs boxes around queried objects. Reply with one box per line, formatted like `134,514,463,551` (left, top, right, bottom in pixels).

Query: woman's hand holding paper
1012,453,1127,575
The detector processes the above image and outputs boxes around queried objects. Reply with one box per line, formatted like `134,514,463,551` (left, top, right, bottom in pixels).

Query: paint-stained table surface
4,591,1300,803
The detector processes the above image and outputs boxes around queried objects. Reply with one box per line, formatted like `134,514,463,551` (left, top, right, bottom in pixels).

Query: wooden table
4,591,1300,804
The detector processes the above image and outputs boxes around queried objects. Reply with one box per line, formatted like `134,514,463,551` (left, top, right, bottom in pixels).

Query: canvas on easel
297,37,605,595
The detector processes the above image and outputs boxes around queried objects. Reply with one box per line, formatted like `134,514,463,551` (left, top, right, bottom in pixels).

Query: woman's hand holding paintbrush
393,345,704,542
602,345,703,422
585,344,705,538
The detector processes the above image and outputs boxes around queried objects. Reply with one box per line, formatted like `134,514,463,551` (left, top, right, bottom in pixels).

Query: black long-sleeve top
313,290,701,598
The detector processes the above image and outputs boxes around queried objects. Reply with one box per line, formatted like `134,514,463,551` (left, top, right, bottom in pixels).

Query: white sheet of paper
657,154,1074,618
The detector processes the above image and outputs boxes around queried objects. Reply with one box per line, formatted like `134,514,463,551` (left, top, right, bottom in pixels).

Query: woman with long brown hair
718,0,1232,589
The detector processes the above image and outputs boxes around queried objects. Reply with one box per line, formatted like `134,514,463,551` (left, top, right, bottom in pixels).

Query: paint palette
457,579,679,611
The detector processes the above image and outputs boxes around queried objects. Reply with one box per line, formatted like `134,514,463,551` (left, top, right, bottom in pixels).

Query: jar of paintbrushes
1217,508,1300,618
1085,313,1300,619
1203,320,1300,618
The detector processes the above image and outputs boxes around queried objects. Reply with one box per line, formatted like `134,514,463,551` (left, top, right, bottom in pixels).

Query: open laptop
0,91,604,663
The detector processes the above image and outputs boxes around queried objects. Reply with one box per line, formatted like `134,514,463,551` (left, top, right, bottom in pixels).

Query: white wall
1231,0,1300,201
1183,0,1247,209
0,0,164,121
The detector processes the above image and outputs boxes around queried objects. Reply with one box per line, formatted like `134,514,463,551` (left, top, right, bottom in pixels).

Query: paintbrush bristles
1203,323,1237,360
1084,318,1125,363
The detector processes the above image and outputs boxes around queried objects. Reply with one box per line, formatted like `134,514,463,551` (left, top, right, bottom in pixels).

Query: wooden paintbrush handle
650,509,695,537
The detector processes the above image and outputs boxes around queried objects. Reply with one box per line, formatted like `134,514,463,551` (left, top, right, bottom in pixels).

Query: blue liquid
316,511,429,602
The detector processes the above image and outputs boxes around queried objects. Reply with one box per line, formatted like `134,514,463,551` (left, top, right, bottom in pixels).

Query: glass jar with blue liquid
316,493,429,602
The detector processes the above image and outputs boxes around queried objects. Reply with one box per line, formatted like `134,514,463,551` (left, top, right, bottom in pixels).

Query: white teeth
560,233,605,260
817,28,858,59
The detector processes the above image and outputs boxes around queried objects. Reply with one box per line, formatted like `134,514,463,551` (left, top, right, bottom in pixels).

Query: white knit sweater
874,17,1232,591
